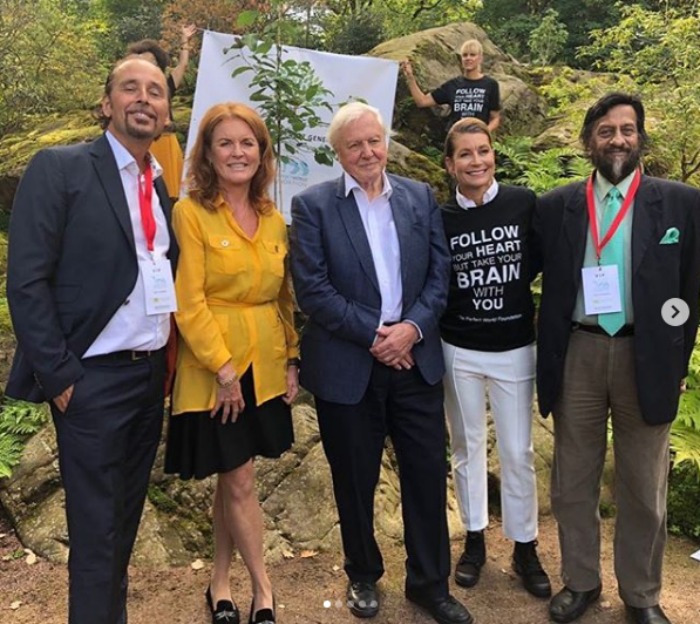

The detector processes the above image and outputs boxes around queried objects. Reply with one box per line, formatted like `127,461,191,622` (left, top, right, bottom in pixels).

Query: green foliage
0,0,107,134
0,398,48,479
673,339,700,472
528,9,568,66
224,5,337,206
580,5,700,183
495,136,588,194
667,462,700,541
323,10,385,55
474,0,620,66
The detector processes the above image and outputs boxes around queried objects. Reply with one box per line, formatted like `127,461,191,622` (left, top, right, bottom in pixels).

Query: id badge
140,258,177,315
581,265,622,315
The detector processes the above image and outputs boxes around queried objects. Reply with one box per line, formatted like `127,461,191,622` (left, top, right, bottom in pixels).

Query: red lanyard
137,162,155,252
585,168,641,262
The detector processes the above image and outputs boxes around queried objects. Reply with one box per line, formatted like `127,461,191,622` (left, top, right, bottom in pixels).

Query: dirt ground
1,509,698,624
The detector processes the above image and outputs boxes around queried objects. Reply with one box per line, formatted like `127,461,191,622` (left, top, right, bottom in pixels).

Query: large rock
1,397,541,566
0,401,459,564
370,22,547,154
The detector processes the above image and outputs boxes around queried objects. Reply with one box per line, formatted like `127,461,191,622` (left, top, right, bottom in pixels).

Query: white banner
187,30,399,221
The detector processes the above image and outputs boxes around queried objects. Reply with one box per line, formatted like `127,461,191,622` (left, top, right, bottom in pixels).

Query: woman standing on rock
164,102,299,624
439,117,550,599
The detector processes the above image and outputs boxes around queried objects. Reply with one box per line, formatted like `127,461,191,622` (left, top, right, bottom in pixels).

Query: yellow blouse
171,195,299,415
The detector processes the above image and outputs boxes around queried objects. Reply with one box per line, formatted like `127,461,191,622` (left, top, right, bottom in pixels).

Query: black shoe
248,601,276,624
346,581,380,618
206,585,240,624
549,585,602,623
512,540,552,598
625,605,671,624
406,592,474,624
454,530,485,588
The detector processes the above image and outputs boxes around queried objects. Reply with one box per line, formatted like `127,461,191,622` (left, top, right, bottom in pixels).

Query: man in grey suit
290,102,471,624
6,57,176,624
535,93,700,624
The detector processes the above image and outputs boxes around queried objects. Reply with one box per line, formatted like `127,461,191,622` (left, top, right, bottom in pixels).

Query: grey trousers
551,329,671,608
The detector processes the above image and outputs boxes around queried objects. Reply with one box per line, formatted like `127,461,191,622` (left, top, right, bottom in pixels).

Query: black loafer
206,586,240,624
549,585,601,623
625,605,671,624
346,581,380,618
406,592,473,624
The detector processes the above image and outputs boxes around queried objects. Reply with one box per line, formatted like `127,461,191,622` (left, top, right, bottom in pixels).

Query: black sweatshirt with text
440,185,537,352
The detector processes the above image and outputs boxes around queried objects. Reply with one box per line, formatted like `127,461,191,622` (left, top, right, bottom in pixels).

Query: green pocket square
660,227,680,244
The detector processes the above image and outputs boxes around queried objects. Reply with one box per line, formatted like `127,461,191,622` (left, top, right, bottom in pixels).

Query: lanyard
137,162,155,252
585,168,641,262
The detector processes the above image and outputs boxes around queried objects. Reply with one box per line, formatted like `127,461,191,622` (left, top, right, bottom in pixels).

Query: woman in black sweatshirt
440,118,549,599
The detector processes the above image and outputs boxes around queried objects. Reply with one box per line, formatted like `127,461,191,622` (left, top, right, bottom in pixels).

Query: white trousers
442,341,538,542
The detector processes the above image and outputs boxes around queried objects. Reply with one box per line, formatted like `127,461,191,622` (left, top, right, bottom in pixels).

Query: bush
667,462,700,541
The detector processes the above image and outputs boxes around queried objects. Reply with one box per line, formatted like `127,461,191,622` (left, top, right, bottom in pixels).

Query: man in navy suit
291,102,471,624
535,93,700,624
6,57,176,624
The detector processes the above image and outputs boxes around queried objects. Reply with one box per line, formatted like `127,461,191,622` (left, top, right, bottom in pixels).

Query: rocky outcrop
0,397,599,566
370,22,548,154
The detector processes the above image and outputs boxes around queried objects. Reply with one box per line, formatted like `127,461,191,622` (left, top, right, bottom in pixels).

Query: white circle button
661,298,689,326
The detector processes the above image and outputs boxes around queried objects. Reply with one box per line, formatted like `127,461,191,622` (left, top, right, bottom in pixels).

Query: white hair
327,102,389,151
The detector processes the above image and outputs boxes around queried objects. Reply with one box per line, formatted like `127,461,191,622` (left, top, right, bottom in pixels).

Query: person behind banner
6,57,176,624
440,117,550,599
534,92,700,624
127,23,197,201
401,39,501,134
164,102,299,624
290,101,472,624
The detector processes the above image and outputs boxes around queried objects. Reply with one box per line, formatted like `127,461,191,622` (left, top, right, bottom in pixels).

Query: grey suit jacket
290,173,450,405
534,174,700,425
5,134,177,402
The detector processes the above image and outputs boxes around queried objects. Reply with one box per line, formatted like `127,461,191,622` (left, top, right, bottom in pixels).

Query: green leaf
230,66,252,79
236,10,259,29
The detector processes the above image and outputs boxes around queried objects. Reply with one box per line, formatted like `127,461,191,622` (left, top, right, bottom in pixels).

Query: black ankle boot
455,530,486,588
512,540,551,598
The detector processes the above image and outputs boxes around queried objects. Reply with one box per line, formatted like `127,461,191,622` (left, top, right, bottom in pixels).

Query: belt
83,348,166,364
572,323,634,337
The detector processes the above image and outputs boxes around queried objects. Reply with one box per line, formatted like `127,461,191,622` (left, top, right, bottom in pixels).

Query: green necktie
598,187,625,336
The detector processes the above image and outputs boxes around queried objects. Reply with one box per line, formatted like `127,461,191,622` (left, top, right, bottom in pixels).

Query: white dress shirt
82,131,171,357
345,171,403,324
455,180,499,209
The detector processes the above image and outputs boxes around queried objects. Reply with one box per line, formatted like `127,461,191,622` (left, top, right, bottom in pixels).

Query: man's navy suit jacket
534,174,700,425
290,173,450,405
5,134,178,403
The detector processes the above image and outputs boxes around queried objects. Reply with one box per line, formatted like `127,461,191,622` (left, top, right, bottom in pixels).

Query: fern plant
0,398,48,478
672,338,700,477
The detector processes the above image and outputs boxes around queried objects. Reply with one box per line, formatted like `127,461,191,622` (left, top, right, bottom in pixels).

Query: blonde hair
187,102,275,214
460,39,483,56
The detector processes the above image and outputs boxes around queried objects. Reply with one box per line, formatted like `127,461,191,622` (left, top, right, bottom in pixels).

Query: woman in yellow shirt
165,102,299,624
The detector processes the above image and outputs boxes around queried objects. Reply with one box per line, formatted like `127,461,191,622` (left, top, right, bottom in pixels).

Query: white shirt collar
105,131,163,178
343,171,393,200
455,180,499,210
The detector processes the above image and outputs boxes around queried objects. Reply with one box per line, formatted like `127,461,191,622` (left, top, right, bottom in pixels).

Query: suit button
123,299,130,306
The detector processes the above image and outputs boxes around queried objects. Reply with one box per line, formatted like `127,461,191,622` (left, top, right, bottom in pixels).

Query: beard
591,146,641,184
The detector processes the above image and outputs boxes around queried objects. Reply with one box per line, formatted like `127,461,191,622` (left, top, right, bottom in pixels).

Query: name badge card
140,259,177,315
582,265,622,315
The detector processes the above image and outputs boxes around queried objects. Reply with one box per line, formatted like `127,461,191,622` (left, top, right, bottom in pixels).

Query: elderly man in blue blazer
291,102,471,624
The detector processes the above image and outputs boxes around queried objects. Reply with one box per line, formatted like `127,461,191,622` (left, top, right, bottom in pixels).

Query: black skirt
164,367,293,480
